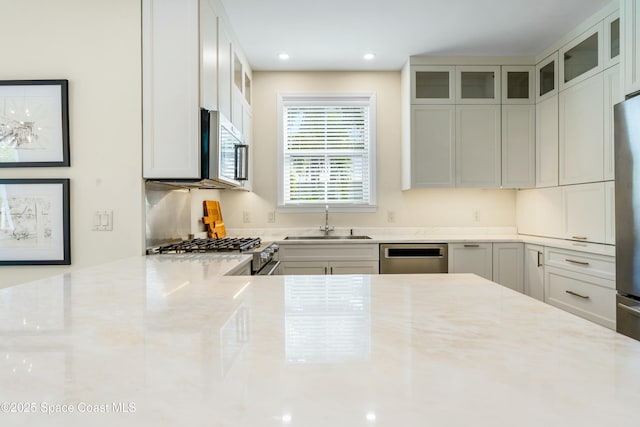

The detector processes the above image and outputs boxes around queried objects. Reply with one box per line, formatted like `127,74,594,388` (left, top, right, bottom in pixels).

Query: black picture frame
0,178,70,265
0,80,69,167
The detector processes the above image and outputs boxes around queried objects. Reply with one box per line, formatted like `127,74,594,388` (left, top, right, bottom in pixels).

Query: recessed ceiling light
364,53,376,60
278,53,290,60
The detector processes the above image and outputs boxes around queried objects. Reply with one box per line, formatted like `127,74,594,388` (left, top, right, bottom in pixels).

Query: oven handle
384,247,445,259
255,260,281,276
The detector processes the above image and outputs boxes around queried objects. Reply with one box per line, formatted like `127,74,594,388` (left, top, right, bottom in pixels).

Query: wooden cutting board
202,200,226,238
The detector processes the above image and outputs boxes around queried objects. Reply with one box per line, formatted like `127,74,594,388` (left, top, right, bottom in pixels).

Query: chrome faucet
320,204,335,235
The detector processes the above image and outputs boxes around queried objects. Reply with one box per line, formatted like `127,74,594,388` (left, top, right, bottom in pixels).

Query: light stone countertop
235,227,615,257
0,255,638,426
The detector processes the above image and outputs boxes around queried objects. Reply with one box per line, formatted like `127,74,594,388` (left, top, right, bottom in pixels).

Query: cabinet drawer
545,247,615,282
278,244,379,261
545,266,616,329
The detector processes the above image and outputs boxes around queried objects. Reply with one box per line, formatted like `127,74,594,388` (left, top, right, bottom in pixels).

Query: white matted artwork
0,80,69,167
0,179,70,265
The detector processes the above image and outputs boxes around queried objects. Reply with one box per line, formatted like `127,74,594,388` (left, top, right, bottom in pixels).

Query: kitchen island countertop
1,254,638,426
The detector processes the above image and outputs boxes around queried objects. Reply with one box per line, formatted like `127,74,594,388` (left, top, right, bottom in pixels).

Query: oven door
254,260,281,276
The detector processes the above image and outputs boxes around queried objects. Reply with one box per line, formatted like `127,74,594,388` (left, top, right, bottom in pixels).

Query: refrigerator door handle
618,303,640,318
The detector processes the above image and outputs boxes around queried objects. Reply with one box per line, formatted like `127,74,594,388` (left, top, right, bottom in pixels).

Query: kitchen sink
284,235,372,240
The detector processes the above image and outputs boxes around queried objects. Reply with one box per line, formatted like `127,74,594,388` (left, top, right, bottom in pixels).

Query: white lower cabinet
448,243,493,281
544,247,616,329
492,243,524,293
225,260,251,276
524,244,544,301
279,261,379,275
605,181,615,245
278,244,379,275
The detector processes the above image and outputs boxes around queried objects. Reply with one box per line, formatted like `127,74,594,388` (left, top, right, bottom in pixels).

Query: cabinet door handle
324,266,328,275
571,236,588,240
566,290,590,299
565,258,589,266
537,251,543,267
330,266,334,275
464,244,480,248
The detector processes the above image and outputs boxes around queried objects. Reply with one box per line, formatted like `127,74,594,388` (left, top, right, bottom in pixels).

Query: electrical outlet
387,211,396,223
474,210,480,222
267,211,276,223
243,210,250,223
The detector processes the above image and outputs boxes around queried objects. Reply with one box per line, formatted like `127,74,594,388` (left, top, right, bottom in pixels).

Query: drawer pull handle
464,244,480,248
571,236,588,240
618,303,640,318
565,258,589,266
566,290,590,299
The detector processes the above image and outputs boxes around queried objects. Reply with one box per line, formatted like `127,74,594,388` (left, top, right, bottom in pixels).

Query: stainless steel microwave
201,109,248,188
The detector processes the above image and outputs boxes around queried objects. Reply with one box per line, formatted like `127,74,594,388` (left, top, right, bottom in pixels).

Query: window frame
277,93,377,212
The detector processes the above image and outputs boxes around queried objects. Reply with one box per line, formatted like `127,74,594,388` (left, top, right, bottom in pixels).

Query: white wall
220,71,516,229
1,0,143,288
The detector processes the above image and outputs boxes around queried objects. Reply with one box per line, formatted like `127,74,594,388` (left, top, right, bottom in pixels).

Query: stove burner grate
155,237,261,254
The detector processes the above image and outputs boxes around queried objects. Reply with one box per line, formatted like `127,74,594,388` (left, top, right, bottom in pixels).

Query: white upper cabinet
604,10,621,69
562,182,606,243
536,95,559,188
559,22,604,91
410,105,456,187
502,66,534,104
536,52,559,103
142,0,201,179
455,105,501,187
142,0,253,181
411,66,456,104
622,0,640,95
217,18,232,121
200,0,218,110
502,104,535,189
603,64,622,181
455,66,501,104
558,73,604,185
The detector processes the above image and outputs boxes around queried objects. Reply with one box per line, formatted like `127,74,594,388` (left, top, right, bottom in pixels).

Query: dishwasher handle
384,247,444,259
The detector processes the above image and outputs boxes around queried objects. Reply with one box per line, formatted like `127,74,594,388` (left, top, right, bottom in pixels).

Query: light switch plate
93,210,113,231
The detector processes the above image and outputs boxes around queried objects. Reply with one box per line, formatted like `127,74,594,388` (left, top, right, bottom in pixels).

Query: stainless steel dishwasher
379,243,448,274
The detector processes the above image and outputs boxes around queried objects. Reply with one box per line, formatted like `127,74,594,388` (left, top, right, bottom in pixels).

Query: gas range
147,237,279,275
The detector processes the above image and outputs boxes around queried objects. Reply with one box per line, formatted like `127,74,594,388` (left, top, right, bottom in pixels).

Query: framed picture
0,179,70,265
0,80,69,167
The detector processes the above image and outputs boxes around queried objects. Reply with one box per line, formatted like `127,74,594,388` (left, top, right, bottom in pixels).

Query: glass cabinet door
411,66,455,104
604,11,620,68
244,72,252,105
536,52,558,102
233,53,243,92
502,66,534,104
455,66,500,104
559,22,603,90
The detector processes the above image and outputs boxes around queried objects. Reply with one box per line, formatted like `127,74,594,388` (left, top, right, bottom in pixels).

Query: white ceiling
219,0,613,71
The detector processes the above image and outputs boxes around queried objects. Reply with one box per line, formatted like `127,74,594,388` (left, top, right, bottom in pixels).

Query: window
278,93,376,211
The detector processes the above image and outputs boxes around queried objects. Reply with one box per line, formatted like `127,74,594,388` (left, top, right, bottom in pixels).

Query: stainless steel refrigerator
614,94,640,341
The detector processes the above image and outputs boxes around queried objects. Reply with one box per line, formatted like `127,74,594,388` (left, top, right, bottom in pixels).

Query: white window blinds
279,94,376,208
